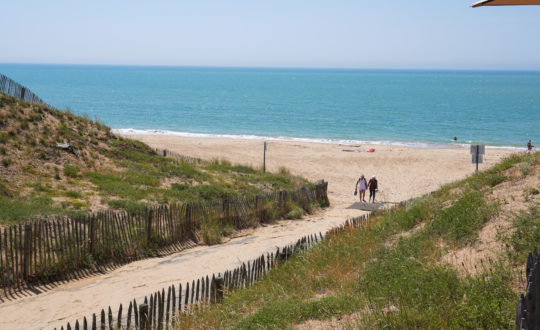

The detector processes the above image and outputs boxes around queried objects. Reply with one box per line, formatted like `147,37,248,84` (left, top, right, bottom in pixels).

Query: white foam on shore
112,128,527,151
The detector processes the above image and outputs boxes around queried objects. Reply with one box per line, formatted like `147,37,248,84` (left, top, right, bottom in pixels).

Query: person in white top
356,174,367,202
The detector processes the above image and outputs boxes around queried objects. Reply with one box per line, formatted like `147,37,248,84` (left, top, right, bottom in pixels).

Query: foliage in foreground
175,152,538,329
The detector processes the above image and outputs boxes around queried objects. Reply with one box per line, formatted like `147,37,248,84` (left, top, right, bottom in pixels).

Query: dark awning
472,0,540,7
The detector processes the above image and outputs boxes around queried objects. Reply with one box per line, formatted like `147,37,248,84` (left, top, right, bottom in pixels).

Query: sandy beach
130,135,516,207
0,136,516,329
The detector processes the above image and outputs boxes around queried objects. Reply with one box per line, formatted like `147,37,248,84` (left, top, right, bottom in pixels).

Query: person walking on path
368,175,378,203
528,140,534,152
356,174,367,202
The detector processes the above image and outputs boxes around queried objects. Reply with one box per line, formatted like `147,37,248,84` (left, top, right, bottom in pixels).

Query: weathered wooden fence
0,73,51,106
56,213,369,330
516,248,540,329
154,148,199,164
0,181,328,296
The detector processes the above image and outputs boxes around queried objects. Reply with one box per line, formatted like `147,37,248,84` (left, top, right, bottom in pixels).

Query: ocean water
1,64,539,148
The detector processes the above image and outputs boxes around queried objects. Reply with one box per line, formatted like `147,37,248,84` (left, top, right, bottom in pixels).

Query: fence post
315,180,330,207
213,275,224,303
222,198,228,223
278,191,285,217
255,195,264,223
146,209,153,246
139,303,149,330
23,224,32,280
89,216,97,258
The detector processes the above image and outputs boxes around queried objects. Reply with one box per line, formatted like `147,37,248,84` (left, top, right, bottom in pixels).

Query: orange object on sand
366,148,375,152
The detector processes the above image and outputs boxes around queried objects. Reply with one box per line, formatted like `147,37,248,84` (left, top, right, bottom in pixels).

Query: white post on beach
263,141,267,172
470,144,485,173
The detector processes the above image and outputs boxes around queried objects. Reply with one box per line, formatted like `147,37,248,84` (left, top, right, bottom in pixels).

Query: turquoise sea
1,64,539,148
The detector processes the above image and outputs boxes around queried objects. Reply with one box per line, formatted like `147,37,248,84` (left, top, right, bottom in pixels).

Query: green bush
65,190,82,199
508,206,540,261
286,206,304,219
263,200,278,222
200,218,223,245
63,164,79,178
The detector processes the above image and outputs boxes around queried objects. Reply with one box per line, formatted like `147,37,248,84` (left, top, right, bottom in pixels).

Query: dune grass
0,93,310,223
175,152,538,329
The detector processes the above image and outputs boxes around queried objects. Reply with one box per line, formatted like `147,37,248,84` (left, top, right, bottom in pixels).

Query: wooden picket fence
56,213,369,330
0,181,329,296
154,148,198,164
516,247,540,329
0,73,52,107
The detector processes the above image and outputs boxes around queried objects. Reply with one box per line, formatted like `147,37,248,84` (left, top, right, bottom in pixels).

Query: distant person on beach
356,174,367,202
368,175,378,203
528,140,534,152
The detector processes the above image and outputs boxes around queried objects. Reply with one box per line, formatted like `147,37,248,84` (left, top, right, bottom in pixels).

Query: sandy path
0,137,514,329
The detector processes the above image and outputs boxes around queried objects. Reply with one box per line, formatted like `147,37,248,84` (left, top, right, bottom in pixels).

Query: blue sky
1,1,540,70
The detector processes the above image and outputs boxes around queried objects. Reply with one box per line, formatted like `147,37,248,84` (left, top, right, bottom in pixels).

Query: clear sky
1,0,540,70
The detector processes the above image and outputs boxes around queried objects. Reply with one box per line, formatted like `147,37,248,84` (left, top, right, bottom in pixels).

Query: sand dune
0,136,515,329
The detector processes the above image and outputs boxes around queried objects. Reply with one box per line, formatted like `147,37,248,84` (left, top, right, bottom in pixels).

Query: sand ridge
0,136,515,329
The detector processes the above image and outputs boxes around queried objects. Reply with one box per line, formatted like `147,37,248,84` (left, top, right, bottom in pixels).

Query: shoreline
122,134,518,204
113,128,528,151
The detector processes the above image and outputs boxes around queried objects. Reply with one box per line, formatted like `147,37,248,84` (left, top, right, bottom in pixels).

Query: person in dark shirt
528,140,534,152
367,175,378,203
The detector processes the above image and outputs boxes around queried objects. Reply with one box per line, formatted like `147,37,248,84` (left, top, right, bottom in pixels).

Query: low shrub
63,164,79,178
65,190,82,199
286,206,304,219
106,199,146,213
508,206,540,261
262,200,278,222
200,218,223,245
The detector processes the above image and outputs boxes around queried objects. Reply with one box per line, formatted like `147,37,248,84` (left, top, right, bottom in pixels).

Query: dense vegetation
175,152,539,329
0,93,308,224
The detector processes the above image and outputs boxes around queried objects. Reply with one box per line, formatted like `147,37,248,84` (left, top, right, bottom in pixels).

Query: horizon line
1,61,540,73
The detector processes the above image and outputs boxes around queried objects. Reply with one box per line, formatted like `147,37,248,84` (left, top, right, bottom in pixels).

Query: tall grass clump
63,164,79,178
200,218,223,245
507,206,540,262
199,218,235,245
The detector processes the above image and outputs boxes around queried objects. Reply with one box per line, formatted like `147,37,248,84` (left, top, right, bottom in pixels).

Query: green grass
428,190,495,246
507,206,540,262
235,295,361,329
88,171,151,200
175,153,538,329
63,164,79,178
65,190,83,199
0,197,83,225
106,199,147,213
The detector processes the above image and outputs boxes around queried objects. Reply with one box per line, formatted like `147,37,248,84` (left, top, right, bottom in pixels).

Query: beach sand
0,136,516,329
131,135,515,207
